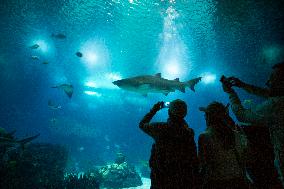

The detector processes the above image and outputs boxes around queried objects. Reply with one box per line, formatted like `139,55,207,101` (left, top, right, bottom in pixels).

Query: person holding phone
220,62,284,187
139,99,199,189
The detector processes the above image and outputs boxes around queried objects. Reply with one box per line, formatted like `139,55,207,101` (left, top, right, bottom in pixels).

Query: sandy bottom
124,177,151,189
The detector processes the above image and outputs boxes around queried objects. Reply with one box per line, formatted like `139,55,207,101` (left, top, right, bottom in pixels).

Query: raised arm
227,77,270,98
221,76,265,124
139,102,165,137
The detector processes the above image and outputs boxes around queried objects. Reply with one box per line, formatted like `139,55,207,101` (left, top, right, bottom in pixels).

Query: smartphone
163,102,170,108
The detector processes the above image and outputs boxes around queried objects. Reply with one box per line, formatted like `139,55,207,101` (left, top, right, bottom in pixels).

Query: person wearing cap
221,62,284,185
198,102,249,189
139,99,198,189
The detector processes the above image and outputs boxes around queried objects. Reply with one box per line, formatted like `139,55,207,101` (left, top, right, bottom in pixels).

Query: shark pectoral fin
155,73,161,78
178,86,185,93
187,77,202,92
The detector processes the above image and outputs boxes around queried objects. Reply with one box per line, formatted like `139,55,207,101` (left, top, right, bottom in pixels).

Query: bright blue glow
84,91,102,97
164,59,180,77
32,39,49,53
202,73,216,84
105,73,121,81
83,72,121,90
85,51,98,65
85,81,97,88
156,6,191,80
80,39,110,69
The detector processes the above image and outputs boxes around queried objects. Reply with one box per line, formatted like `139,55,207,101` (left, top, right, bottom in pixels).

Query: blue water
0,0,283,174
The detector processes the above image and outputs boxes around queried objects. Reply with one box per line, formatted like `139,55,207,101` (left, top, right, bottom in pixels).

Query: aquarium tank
0,0,284,188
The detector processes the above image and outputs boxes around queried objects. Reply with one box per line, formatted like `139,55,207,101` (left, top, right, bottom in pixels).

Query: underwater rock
0,128,40,165
115,152,126,165
99,161,143,188
0,143,68,189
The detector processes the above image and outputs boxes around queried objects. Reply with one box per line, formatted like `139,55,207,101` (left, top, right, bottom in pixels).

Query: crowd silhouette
139,62,284,189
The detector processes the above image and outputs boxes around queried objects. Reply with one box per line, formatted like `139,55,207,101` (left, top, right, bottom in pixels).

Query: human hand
151,101,164,112
226,77,245,88
220,75,233,93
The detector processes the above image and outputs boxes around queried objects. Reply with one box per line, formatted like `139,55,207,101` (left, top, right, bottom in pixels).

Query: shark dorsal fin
155,73,161,78
174,78,180,82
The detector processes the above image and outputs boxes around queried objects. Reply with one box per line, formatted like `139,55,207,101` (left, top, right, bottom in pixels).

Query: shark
52,84,74,98
112,73,202,96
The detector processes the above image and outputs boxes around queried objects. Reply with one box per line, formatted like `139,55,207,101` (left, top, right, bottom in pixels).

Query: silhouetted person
139,99,198,189
221,62,284,186
198,102,249,189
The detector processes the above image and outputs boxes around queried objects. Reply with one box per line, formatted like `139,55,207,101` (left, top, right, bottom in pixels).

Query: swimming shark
112,73,202,96
52,84,73,98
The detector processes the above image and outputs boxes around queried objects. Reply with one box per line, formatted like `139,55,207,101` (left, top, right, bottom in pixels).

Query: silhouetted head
168,99,187,119
266,61,284,96
199,101,235,150
199,101,230,126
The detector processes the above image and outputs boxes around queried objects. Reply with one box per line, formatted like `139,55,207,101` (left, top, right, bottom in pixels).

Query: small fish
48,100,62,110
42,61,48,65
76,52,83,57
52,84,74,98
31,56,39,60
51,33,66,39
29,44,39,49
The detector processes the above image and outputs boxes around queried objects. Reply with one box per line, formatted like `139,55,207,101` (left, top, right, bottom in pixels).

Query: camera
163,102,170,108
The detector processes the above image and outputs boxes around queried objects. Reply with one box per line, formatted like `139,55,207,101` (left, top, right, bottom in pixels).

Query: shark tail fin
17,134,40,145
186,77,202,92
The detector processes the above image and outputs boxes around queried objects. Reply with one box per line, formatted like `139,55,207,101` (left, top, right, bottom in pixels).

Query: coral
99,162,143,188
63,172,100,189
